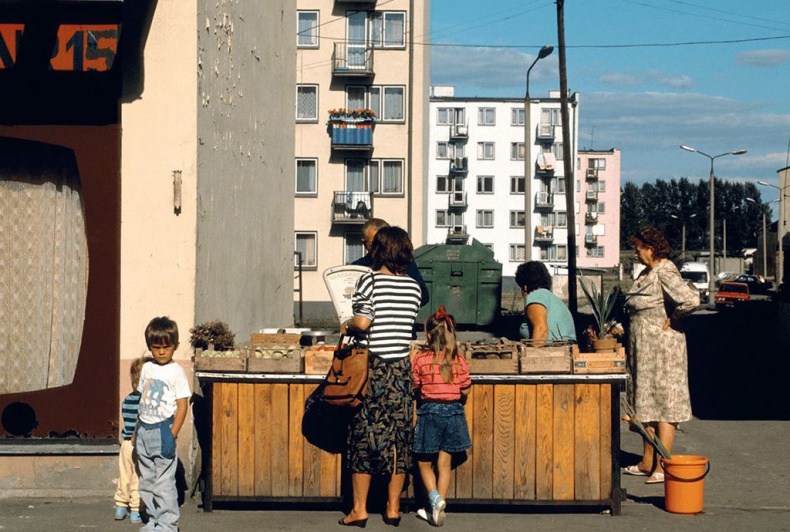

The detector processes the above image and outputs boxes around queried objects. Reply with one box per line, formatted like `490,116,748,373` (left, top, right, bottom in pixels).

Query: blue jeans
413,402,471,454
135,418,178,532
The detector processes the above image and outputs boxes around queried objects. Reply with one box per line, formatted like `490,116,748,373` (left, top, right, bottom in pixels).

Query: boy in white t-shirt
134,317,191,532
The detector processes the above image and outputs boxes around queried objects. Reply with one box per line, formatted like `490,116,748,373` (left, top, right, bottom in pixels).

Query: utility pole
556,0,577,316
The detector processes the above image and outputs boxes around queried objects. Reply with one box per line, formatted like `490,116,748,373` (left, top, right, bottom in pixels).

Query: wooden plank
535,384,553,499
454,386,474,499
514,384,536,500
599,384,613,499
319,449,339,497
219,382,239,496
270,383,290,496
472,384,494,499
492,384,515,499
211,382,223,494
552,384,575,500
289,384,306,497
574,384,601,500
237,383,256,496
253,383,273,496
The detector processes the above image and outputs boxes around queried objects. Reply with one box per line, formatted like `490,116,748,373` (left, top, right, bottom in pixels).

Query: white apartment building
427,89,582,278
294,1,429,320
577,149,621,268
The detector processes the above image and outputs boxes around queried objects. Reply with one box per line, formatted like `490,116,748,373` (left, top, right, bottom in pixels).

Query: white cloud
598,70,692,89
736,49,790,67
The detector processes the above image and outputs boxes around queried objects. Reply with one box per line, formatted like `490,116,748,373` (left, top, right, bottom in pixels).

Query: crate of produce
194,347,248,373
303,345,336,375
519,340,573,374
247,344,304,374
572,344,627,374
462,340,520,375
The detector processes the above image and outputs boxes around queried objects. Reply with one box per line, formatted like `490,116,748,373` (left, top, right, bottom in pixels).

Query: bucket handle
663,461,710,483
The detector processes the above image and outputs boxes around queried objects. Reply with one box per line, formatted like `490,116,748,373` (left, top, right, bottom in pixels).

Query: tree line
620,177,771,257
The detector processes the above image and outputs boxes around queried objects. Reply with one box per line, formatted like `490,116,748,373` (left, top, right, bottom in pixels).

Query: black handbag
301,384,354,454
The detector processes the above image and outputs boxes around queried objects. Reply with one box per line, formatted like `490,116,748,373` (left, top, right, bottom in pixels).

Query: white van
680,262,710,303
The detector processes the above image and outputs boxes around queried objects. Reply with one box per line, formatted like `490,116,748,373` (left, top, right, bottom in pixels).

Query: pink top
412,350,471,402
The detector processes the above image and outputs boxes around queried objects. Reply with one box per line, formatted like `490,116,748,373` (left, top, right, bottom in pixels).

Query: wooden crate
247,345,304,374
303,346,335,375
520,344,572,374
250,333,303,345
462,342,520,375
572,345,626,374
194,347,247,373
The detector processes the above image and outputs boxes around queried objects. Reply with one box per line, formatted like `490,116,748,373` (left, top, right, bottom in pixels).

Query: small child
135,317,191,531
113,357,147,522
412,305,472,527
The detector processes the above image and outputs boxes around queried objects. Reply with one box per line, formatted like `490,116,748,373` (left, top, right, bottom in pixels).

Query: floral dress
625,259,699,423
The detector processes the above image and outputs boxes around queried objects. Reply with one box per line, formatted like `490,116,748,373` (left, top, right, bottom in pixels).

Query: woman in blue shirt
516,261,576,344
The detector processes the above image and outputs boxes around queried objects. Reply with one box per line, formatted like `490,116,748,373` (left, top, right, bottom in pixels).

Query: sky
428,0,790,214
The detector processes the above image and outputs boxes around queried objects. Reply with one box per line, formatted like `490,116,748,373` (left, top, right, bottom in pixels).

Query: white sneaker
416,507,430,522
431,497,446,527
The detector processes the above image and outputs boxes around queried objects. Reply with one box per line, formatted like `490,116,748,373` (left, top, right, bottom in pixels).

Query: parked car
716,281,750,311
729,274,773,295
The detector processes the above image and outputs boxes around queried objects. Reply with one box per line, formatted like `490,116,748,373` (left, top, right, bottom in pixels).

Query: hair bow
433,304,448,322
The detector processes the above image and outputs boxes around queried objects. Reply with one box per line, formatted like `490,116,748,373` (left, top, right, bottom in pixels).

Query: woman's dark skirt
347,356,414,475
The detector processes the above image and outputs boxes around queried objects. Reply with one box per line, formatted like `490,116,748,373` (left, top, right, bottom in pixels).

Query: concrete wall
197,1,296,336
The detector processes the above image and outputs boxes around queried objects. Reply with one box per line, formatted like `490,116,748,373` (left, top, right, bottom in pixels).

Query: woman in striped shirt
339,226,422,528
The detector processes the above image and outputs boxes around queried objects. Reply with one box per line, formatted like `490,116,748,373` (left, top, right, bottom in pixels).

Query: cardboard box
304,346,336,375
194,347,247,373
462,342,520,375
572,345,627,374
519,344,572,374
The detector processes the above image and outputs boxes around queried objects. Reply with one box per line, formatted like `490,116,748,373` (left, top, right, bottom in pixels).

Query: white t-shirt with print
138,361,191,425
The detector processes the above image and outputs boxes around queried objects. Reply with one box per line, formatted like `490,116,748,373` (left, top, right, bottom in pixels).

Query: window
510,176,524,194
540,212,556,226
297,11,319,48
540,108,562,126
436,210,462,228
296,85,318,121
511,142,525,160
587,246,605,258
596,202,606,214
477,142,495,160
380,160,403,194
556,245,567,261
369,86,381,117
371,12,405,48
509,211,525,228
477,175,494,193
437,142,450,159
355,159,403,195
383,86,405,121
436,175,449,193
540,245,567,261
345,232,364,264
553,142,564,160
346,86,366,109
511,108,525,126
594,180,607,192
294,232,317,269
345,160,368,191
295,159,317,195
589,158,606,170
476,210,494,228
510,244,525,262
556,211,567,228
478,107,495,125
438,107,465,126
553,176,566,193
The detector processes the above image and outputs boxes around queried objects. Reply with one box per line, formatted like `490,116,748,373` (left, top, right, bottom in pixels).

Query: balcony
585,212,598,224
449,123,468,141
536,123,556,141
450,157,468,174
330,120,374,150
585,190,599,202
332,191,372,224
448,190,467,209
586,167,599,181
332,42,374,77
535,152,555,176
446,224,468,244
535,191,554,209
585,233,598,245
336,0,376,4
535,226,554,243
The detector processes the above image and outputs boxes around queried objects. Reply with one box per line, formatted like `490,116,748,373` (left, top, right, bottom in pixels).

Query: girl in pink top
412,305,471,527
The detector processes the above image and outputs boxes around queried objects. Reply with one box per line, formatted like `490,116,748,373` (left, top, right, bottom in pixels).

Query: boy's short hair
130,357,148,390
145,316,179,348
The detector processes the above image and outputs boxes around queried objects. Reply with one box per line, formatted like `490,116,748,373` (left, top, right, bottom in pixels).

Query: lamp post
670,213,696,261
524,45,553,262
745,197,768,277
680,145,747,308
757,180,789,284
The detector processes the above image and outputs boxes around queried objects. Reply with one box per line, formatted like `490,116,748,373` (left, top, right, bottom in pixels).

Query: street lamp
524,45,554,262
680,145,747,307
745,197,768,277
670,213,696,261
757,180,789,284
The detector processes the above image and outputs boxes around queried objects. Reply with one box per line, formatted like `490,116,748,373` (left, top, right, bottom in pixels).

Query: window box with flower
328,108,376,148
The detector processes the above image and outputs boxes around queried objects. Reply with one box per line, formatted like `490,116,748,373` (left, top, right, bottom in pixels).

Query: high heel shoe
383,515,401,527
338,516,368,528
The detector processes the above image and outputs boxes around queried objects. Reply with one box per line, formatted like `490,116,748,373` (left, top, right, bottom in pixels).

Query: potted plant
579,276,642,352
189,320,236,351
327,108,377,126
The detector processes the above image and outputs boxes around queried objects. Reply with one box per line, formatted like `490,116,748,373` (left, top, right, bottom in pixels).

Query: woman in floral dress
624,227,699,484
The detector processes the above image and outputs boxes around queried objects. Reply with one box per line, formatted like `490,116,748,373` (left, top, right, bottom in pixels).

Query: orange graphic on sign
0,24,25,69
50,24,119,72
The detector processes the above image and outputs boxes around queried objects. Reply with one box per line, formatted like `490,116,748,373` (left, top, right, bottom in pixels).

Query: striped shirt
120,390,141,440
352,272,421,360
412,350,471,402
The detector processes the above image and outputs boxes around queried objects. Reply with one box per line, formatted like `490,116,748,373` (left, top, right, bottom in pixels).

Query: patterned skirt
347,356,414,475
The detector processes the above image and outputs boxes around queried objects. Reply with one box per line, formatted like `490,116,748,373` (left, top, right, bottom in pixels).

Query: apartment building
427,89,582,279
294,1,430,320
577,148,621,268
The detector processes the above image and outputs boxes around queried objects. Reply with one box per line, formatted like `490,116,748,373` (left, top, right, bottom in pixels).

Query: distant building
576,148,621,268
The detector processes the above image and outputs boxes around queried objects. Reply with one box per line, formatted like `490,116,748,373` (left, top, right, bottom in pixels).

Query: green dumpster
414,239,502,327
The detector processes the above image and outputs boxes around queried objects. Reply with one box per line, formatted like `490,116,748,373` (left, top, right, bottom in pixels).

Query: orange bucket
660,455,710,514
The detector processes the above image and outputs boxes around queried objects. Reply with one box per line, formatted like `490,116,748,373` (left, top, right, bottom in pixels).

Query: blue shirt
520,288,577,342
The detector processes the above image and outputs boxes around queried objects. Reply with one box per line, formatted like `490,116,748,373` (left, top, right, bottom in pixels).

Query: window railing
535,191,554,208
450,156,468,173
585,212,598,224
332,42,374,76
332,191,373,224
535,225,554,242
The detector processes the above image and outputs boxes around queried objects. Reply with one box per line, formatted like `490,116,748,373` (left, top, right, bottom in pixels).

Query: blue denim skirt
413,402,471,454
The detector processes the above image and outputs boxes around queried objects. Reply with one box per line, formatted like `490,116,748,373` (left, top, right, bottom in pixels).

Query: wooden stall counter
196,372,627,514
